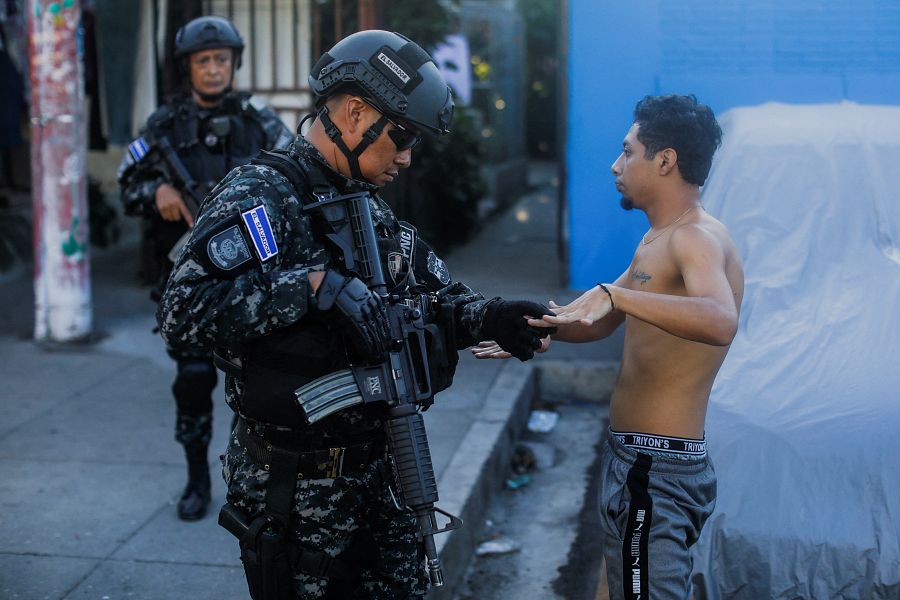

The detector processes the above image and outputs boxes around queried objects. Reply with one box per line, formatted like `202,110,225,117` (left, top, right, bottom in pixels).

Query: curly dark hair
633,94,722,186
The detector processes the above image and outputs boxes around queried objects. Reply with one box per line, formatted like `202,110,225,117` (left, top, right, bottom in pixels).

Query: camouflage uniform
157,137,493,598
118,91,292,449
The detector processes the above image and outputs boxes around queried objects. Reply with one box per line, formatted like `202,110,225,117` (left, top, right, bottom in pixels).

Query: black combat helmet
309,30,454,136
174,16,245,68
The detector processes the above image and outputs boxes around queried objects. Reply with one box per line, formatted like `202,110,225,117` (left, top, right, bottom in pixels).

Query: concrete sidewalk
0,161,620,599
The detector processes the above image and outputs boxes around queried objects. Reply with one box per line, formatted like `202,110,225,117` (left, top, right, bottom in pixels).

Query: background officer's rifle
294,190,462,587
146,135,203,262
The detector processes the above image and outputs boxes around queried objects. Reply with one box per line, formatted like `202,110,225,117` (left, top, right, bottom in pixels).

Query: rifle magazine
294,369,363,424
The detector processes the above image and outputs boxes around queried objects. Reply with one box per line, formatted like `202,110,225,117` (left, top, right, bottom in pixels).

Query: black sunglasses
361,97,421,151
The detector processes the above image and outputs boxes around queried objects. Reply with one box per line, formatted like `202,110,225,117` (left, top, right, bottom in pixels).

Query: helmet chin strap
317,105,389,181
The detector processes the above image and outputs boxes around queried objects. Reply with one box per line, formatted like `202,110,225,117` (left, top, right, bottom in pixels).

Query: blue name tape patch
241,205,279,262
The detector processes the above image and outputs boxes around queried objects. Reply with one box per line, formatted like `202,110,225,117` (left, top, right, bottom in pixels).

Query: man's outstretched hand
527,286,614,329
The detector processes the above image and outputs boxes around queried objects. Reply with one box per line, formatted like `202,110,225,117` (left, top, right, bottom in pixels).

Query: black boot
178,441,211,521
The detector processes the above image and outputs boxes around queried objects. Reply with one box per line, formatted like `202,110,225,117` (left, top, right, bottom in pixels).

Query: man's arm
117,148,167,217
546,269,629,343
532,225,737,346
608,225,737,345
118,107,180,217
474,271,628,360
117,133,193,223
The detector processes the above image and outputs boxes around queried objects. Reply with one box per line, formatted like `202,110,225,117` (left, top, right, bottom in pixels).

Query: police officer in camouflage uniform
156,30,551,598
118,15,293,521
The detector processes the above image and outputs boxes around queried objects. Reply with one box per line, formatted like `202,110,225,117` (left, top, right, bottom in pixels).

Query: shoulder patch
207,225,252,272
387,252,405,284
242,205,279,262
399,222,417,265
127,136,150,163
427,251,451,285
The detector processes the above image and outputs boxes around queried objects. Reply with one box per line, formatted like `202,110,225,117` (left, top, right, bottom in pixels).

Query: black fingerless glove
315,270,390,363
480,299,556,361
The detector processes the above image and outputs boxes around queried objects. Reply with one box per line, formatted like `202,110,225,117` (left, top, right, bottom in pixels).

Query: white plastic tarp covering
690,102,900,599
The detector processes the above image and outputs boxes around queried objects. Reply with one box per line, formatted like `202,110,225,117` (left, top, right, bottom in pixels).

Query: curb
431,361,536,600
535,359,620,405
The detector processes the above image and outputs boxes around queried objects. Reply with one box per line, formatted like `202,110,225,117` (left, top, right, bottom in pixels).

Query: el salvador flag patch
127,137,150,163
241,205,279,262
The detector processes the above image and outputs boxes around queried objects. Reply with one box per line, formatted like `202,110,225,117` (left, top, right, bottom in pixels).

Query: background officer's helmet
174,16,245,69
309,30,454,136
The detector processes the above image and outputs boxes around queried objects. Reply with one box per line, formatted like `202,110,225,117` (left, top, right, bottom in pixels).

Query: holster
219,503,293,600
218,438,362,599
219,442,300,600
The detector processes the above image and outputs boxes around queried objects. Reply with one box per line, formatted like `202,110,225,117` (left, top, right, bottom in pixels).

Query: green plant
314,0,484,251
518,0,559,158
410,105,486,251
385,2,453,50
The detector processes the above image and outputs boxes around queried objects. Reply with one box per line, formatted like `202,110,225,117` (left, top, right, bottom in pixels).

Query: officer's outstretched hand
315,270,390,363
481,299,556,362
472,337,552,360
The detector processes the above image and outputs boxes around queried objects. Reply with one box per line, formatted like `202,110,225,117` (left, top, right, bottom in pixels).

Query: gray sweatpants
598,431,717,600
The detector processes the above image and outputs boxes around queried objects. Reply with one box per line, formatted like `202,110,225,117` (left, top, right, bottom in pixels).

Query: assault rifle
294,190,462,587
146,135,204,262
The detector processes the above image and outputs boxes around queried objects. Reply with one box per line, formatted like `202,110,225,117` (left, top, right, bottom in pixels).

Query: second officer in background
117,15,293,521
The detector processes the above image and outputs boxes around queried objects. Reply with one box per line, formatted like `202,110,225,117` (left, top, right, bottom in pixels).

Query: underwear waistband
610,429,707,456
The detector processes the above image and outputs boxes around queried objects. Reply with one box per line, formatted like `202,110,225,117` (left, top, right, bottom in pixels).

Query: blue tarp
691,102,900,600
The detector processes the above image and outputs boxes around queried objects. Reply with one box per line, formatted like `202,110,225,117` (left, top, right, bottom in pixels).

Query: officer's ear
345,96,370,134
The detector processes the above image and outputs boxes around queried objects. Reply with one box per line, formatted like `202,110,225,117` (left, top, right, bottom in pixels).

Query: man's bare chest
627,245,682,294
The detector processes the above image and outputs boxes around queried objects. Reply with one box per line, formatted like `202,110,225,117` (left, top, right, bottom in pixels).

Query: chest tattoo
631,270,652,286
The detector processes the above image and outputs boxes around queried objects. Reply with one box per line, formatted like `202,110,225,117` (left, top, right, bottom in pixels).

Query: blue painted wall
566,0,900,289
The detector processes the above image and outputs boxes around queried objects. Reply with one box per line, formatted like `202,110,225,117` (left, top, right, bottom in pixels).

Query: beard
619,195,634,211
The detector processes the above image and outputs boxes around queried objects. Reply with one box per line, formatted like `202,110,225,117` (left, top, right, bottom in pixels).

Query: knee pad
173,358,217,415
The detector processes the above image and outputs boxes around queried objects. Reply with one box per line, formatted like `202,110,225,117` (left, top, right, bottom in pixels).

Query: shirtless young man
477,94,743,599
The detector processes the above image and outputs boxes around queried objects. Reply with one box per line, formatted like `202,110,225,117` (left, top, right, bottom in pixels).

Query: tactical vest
153,94,270,195
229,150,459,430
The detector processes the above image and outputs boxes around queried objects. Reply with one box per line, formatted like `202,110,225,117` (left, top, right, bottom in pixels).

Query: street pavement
0,161,621,599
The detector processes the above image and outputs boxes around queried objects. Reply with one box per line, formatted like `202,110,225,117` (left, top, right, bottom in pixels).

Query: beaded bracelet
597,283,615,311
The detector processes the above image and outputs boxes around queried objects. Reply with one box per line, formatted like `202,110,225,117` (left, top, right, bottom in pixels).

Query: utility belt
235,417,386,479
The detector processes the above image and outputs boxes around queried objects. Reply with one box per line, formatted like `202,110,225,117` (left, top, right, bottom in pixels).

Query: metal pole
334,0,341,41
358,0,374,31
28,0,92,343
